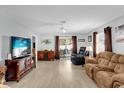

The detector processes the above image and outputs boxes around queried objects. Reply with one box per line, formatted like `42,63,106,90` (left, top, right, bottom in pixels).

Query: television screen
11,36,31,58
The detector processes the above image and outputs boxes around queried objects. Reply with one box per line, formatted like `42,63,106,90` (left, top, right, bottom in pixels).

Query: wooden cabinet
5,56,34,82
37,51,44,60
37,50,55,61
48,51,55,60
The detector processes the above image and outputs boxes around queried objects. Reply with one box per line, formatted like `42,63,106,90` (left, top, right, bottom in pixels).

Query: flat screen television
11,36,31,58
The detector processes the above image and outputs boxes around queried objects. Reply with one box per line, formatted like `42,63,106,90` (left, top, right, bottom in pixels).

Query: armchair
71,47,89,65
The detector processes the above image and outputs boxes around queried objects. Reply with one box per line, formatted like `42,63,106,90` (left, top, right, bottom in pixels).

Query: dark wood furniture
5,56,34,82
37,50,55,61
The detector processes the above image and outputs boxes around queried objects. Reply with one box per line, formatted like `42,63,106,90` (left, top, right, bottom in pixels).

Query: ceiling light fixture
62,29,66,33
61,25,66,33
60,21,66,33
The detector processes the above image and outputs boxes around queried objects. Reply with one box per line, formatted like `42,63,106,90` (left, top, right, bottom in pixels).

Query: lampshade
86,46,93,51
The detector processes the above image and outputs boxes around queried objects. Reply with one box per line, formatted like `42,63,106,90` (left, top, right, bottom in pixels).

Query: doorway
59,36,72,59
31,35,37,67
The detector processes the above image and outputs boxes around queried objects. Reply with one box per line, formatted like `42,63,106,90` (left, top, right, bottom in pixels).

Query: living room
0,1,124,92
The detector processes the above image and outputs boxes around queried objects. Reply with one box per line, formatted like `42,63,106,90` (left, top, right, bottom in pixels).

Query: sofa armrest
0,66,6,74
112,73,124,88
85,57,98,64
0,66,6,84
119,85,124,88
112,73,124,84
95,65,114,72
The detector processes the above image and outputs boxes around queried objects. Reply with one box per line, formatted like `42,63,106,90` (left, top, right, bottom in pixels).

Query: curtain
72,36,77,54
104,27,112,52
93,32,97,57
55,36,60,59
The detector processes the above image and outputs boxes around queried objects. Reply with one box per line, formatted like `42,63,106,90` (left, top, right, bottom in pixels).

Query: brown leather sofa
93,54,121,80
85,51,114,79
0,66,6,84
94,54,122,88
85,51,124,88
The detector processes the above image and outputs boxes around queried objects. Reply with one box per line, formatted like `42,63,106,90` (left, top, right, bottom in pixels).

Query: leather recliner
71,47,89,65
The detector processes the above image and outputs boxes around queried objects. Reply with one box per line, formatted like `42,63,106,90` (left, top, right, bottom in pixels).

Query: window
96,32,105,54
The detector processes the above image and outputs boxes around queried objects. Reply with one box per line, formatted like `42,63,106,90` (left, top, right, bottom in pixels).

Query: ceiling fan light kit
60,20,66,33
62,29,66,33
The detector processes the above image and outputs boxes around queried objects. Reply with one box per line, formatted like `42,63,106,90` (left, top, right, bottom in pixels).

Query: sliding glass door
59,37,72,58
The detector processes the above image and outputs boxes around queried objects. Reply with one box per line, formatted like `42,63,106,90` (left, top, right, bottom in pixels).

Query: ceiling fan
60,21,67,33
38,20,72,33
40,20,68,33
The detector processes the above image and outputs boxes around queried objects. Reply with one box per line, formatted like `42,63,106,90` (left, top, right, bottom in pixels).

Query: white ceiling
1,5,124,34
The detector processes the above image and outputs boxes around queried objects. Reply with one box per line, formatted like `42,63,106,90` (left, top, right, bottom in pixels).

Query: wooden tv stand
5,56,35,82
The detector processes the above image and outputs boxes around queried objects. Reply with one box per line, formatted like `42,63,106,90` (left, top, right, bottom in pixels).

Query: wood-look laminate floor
5,59,97,88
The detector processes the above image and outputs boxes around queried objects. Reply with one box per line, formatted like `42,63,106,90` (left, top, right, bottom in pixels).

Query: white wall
37,34,88,53
0,14,37,62
87,15,124,54
0,34,2,61
0,31,34,61
37,34,55,51
1,36,11,60
1,11,124,62
77,33,94,51
77,34,87,52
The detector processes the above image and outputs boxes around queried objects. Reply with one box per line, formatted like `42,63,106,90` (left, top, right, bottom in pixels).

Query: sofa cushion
108,62,117,69
85,63,97,79
98,58,109,66
96,71,115,87
99,52,114,61
112,73,124,88
119,55,124,64
85,57,97,64
111,54,121,63
114,64,124,73
95,53,101,61
119,85,124,88
113,82,124,88
112,73,124,84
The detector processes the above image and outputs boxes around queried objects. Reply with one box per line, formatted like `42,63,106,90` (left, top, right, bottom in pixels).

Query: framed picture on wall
115,25,124,43
88,36,92,42
78,39,85,42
